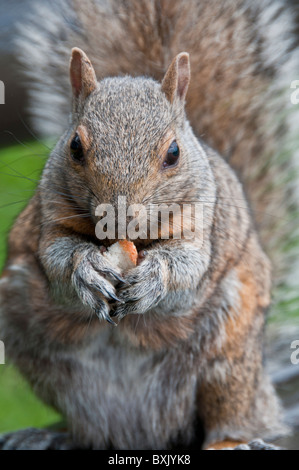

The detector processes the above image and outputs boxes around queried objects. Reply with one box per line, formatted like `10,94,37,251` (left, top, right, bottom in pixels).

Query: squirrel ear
161,53,190,104
70,48,97,105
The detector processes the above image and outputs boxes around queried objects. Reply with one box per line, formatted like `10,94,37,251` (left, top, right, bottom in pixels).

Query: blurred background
0,0,299,447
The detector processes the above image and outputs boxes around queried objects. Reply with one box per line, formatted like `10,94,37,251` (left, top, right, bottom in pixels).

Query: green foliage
0,141,47,269
0,141,61,433
0,365,61,433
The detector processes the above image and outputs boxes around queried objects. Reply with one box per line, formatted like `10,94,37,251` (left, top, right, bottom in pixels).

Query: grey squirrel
0,0,298,449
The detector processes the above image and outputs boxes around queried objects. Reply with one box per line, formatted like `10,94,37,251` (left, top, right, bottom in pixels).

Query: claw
105,314,117,326
94,309,117,326
106,270,130,285
92,284,125,303
108,292,125,304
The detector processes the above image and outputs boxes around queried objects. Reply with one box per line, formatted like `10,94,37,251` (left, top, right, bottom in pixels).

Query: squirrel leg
197,342,285,448
196,264,287,448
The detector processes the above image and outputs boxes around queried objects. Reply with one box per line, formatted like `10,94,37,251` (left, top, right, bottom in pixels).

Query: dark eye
162,140,180,169
70,133,84,163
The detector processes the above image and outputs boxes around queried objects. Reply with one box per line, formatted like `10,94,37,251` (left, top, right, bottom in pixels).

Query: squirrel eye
162,140,180,169
70,133,84,163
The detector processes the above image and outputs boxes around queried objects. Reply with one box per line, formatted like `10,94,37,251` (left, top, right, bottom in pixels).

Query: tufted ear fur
70,47,98,112
161,52,190,104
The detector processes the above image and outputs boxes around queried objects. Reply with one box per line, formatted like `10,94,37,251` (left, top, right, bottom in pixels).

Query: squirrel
0,0,298,450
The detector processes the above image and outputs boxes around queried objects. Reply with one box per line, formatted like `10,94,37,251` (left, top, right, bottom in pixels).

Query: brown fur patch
220,262,266,363
77,124,93,152
44,203,95,238
41,308,103,345
158,129,175,160
120,310,198,350
224,268,258,354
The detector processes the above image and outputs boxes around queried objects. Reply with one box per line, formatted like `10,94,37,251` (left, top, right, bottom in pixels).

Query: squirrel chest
49,326,198,448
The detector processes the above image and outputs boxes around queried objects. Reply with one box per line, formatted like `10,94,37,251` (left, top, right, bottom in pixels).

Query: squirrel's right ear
161,53,190,105
70,48,97,111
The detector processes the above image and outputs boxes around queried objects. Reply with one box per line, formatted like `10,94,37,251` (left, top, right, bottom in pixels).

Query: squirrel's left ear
161,52,190,104
70,48,97,111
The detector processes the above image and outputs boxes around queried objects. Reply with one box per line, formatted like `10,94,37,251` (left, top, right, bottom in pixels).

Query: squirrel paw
112,253,166,318
71,247,126,323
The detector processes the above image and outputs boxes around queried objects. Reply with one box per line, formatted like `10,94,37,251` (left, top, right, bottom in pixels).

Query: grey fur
0,0,295,450
15,0,299,297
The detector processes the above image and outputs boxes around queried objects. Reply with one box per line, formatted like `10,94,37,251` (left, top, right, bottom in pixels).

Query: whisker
2,131,49,161
40,213,92,227
17,114,54,152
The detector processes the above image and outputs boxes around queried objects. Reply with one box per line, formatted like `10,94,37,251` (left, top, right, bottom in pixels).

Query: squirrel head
55,48,210,243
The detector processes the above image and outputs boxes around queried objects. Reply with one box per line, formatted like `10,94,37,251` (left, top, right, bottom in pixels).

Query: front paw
112,253,167,318
71,247,126,323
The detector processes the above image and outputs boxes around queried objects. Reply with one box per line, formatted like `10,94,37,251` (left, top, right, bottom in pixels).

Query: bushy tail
17,0,299,312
